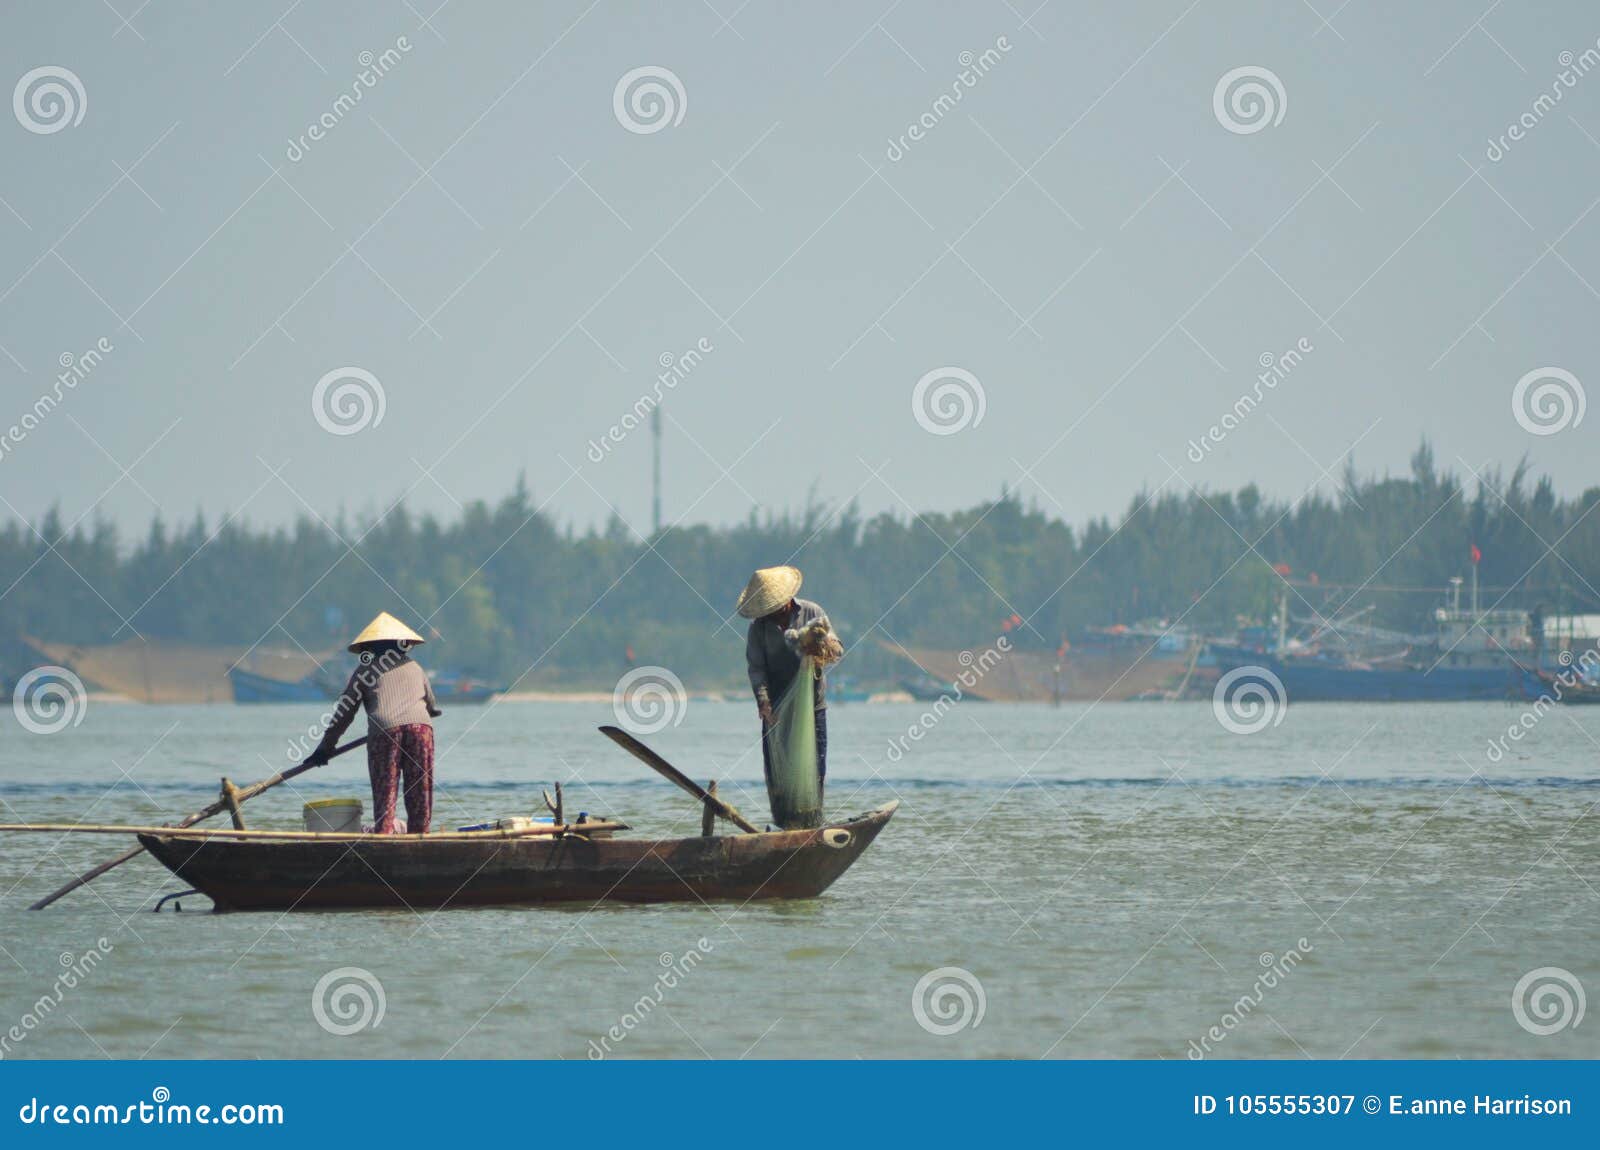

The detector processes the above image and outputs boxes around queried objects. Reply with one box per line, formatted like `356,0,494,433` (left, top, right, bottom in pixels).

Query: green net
766,655,823,828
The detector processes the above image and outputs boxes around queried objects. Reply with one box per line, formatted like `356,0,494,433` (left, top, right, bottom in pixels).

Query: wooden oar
26,736,368,910
597,725,760,833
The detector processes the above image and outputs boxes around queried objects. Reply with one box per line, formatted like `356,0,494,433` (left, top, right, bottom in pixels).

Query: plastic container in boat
454,816,553,833
303,798,364,833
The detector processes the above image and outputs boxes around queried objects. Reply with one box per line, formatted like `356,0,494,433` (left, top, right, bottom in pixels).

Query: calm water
1,698,1597,1059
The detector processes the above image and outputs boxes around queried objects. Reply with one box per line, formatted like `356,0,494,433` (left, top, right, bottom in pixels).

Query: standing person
309,612,442,835
737,566,840,828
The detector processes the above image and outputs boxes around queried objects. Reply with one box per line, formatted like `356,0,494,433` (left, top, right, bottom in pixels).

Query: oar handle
597,725,760,833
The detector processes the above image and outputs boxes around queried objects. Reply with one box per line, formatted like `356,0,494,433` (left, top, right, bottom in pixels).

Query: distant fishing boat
229,665,503,704
430,670,504,704
1210,577,1543,702
228,667,330,704
25,635,329,704
1210,647,1541,702
130,802,898,910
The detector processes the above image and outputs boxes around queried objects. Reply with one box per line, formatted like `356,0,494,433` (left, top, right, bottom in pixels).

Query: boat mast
651,403,662,536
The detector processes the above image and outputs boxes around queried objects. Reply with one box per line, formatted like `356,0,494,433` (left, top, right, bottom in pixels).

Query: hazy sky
1,1,1597,540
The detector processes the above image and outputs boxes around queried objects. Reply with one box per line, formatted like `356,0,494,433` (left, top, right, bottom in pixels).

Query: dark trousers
367,723,434,834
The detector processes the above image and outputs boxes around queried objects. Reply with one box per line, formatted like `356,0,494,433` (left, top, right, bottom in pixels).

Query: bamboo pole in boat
0,820,628,842
25,736,368,911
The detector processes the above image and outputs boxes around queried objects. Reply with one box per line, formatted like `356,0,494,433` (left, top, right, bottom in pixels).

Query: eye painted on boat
822,828,852,849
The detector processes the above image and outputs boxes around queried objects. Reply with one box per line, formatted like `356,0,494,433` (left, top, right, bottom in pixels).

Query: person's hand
758,701,774,727
305,747,331,767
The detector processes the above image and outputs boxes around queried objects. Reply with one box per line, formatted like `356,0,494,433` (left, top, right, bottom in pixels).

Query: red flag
1470,544,1482,565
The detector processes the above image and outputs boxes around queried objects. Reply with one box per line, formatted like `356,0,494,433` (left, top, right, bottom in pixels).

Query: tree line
2,445,1595,689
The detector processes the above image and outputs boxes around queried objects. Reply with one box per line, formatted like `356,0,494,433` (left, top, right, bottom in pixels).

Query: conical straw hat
735,566,802,619
347,611,426,652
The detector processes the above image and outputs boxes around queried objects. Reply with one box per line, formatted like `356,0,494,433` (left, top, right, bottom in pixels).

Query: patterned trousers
367,723,434,834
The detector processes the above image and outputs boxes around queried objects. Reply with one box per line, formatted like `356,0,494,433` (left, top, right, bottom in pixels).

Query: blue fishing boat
1210,576,1543,702
1210,647,1541,702
228,667,331,704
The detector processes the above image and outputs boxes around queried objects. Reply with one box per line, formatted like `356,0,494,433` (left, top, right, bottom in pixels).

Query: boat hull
228,668,330,704
137,802,898,911
1212,647,1542,702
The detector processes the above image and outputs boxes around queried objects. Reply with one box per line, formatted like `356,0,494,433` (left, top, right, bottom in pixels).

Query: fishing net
765,655,824,829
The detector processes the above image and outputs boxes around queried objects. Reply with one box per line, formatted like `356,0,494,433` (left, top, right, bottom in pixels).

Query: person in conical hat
310,611,442,834
738,567,839,827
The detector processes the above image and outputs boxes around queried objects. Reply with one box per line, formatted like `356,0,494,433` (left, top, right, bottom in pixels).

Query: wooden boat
135,801,899,911
228,666,330,703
